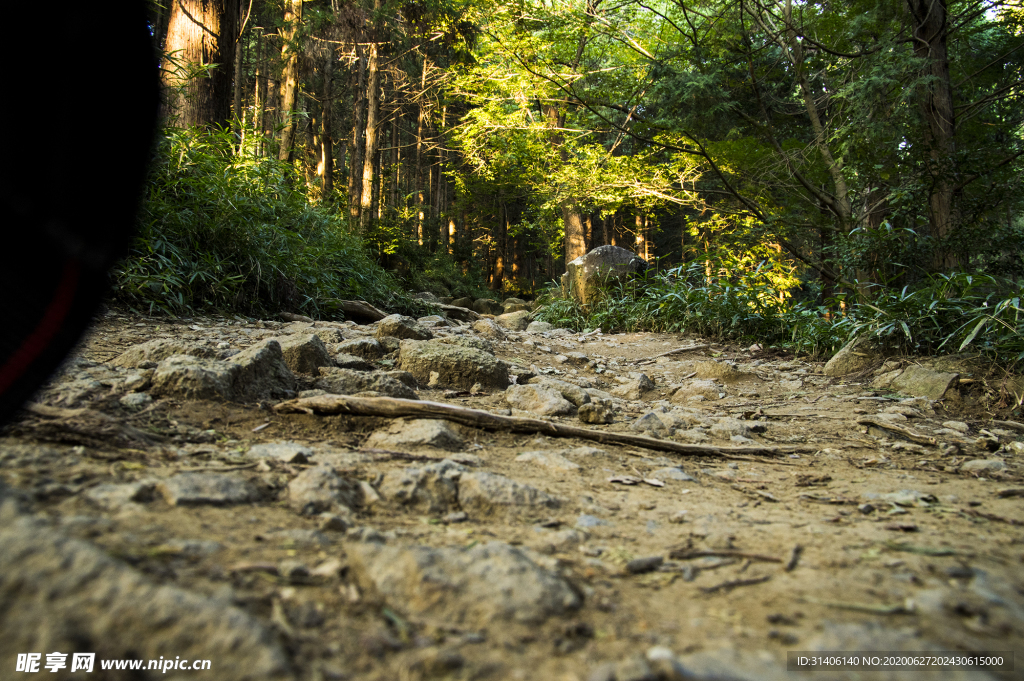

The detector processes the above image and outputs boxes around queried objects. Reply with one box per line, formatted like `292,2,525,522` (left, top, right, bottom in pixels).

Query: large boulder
495,310,531,331
276,334,335,375
891,365,960,400
472,298,504,315
398,339,509,391
374,314,433,341
561,245,648,305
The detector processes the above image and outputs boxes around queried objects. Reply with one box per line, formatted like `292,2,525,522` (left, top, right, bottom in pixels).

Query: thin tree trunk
359,40,380,233
277,0,302,161
320,52,334,199
415,63,427,246
253,31,265,156
233,0,244,149
349,45,366,224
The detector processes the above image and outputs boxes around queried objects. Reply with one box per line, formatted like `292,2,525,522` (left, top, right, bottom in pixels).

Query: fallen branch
856,416,936,446
990,419,1024,433
669,549,781,563
273,394,816,457
699,574,771,594
337,300,387,322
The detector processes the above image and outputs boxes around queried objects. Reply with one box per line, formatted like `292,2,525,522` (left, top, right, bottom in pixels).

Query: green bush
536,261,1024,365
113,127,409,317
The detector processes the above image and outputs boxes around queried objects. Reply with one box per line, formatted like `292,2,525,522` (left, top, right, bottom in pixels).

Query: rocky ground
1,301,1022,681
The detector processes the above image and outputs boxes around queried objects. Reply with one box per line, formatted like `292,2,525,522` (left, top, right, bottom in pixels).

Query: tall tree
278,0,303,161
161,0,239,127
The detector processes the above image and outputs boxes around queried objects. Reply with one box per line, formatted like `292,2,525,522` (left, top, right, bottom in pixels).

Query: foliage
113,126,412,317
536,264,1024,365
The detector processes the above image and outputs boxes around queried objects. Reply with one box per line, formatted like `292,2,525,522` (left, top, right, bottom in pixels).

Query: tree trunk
359,40,380,233
349,45,366,224
161,0,238,128
545,105,586,264
232,0,244,148
253,31,265,156
277,0,302,162
320,53,334,199
905,0,957,270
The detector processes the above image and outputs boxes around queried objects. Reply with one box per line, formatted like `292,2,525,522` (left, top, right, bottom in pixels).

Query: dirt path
1,309,1021,681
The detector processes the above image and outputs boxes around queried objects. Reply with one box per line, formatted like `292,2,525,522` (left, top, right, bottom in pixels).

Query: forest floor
1,308,1022,681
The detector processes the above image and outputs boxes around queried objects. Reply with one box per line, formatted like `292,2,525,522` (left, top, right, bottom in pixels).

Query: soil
3,308,1022,681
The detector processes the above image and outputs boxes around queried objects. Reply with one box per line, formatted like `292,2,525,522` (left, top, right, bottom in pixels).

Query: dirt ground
2,308,1022,681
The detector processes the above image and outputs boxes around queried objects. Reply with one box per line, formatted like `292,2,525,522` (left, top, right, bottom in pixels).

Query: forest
125,0,1024,361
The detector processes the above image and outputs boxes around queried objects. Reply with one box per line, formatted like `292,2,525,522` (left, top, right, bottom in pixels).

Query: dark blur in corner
0,3,158,422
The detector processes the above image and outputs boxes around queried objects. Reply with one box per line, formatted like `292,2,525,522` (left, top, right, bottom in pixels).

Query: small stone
578,402,614,424
471,318,506,339
626,556,664,574
506,384,574,416
247,441,312,464
960,459,1007,473
156,473,259,506
458,472,561,516
83,482,155,510
526,321,554,334
278,560,310,583
333,353,375,370
119,392,153,411
891,365,960,400
651,467,695,482
576,514,611,529
364,419,464,451
287,465,362,515
445,511,468,523
318,512,351,532
334,337,384,359
276,334,334,375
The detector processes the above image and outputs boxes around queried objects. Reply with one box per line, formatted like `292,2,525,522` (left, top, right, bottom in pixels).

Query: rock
364,419,464,451
651,467,695,482
247,441,313,464
333,353,375,371
824,336,880,377
527,376,591,406
261,528,332,547
891,365,960,400
413,291,441,302
563,245,649,305
287,465,362,515
437,303,480,322
526,320,554,334
610,373,655,400
458,472,561,516
375,314,434,341
312,327,345,343
451,296,474,309
347,541,580,625
111,338,220,368
472,298,504,315
693,360,750,383
505,384,574,415
576,514,611,529
710,418,766,439
631,410,684,438
334,337,385,359
503,298,530,312
83,482,155,510
471,318,506,339
276,334,334,375
614,655,657,681
399,339,509,391
495,310,531,331
0,518,291,681
626,556,664,574
378,460,465,514
578,402,614,424
119,392,152,410
671,379,724,402
942,420,970,433
156,473,259,506
150,355,239,401
960,459,1007,473
515,450,581,472
871,369,902,390
227,339,298,401
315,367,418,399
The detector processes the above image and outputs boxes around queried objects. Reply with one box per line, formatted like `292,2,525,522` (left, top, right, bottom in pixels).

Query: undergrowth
536,263,1024,366
113,127,414,318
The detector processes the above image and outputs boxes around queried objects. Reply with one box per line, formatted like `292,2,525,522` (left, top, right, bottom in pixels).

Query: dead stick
669,549,782,563
699,575,771,594
273,395,815,457
637,345,710,365
856,416,936,446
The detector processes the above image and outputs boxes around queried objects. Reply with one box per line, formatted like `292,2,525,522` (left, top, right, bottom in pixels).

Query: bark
277,0,302,161
905,0,958,270
359,40,380,233
415,69,426,245
545,105,586,264
161,0,238,128
253,31,265,155
320,53,334,199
